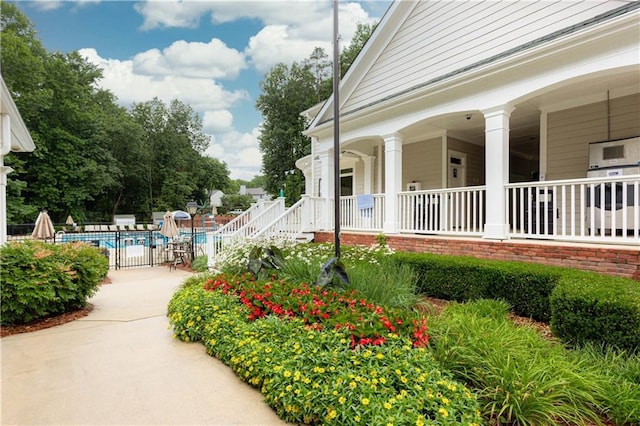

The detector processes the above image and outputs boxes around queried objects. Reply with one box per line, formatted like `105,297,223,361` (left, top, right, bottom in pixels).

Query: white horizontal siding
344,0,630,113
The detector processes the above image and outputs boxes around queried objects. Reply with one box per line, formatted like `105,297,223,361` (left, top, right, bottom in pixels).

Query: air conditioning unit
588,137,640,176
587,137,640,234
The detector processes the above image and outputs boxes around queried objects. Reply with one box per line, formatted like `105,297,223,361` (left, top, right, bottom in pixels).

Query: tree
220,194,254,214
256,22,377,204
130,98,211,215
256,62,316,201
340,23,376,77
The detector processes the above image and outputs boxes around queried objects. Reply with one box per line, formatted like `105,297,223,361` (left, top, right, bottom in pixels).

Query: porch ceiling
402,69,639,159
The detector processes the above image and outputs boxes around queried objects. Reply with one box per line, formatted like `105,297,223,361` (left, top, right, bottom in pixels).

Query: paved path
1,267,288,426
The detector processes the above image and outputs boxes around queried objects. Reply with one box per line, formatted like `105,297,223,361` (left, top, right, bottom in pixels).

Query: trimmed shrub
391,252,558,321
550,270,640,351
0,240,108,325
391,251,640,350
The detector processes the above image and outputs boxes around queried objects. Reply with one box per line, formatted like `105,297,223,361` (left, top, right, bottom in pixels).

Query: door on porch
447,150,467,188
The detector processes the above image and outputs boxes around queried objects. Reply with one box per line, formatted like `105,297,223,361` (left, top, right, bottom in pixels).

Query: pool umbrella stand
160,211,179,239
32,210,55,240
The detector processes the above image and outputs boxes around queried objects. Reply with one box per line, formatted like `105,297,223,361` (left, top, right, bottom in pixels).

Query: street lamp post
186,201,198,261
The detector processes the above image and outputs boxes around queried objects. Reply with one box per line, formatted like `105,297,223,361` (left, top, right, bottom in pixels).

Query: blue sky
15,0,392,180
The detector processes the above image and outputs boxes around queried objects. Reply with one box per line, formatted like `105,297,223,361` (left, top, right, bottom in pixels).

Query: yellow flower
438,408,448,417
283,370,292,378
384,402,392,410
361,398,370,405
416,417,425,426
286,385,293,392
355,415,361,422
338,396,346,404
441,397,450,405
349,381,357,389
326,409,337,420
379,377,387,384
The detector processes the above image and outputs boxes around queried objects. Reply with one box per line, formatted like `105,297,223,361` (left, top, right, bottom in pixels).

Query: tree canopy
1,3,232,224
256,22,376,202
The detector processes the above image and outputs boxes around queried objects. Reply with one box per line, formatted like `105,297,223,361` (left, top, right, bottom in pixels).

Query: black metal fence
6,226,208,269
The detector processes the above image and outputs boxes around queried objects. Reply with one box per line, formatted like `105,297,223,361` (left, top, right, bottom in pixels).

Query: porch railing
398,186,486,235
340,194,385,231
506,176,640,243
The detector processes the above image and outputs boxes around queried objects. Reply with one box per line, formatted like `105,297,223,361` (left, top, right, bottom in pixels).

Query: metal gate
55,230,205,269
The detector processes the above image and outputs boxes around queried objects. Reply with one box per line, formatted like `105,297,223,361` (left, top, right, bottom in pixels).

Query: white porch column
1,113,12,246
318,150,334,230
362,155,374,194
383,132,403,234
482,105,514,240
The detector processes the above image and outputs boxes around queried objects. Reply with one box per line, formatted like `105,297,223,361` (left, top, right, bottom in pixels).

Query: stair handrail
252,196,309,240
213,199,275,236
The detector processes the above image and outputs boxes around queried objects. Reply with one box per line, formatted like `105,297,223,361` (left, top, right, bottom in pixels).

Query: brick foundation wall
314,232,640,280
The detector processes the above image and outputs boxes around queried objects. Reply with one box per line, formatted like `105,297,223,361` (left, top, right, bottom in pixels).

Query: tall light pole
333,0,341,259
186,200,198,260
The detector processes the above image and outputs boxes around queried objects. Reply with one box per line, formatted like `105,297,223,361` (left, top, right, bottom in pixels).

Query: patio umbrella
160,211,179,238
172,210,191,221
65,215,75,226
32,210,55,240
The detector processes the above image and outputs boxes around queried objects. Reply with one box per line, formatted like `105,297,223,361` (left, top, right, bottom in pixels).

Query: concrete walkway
1,267,288,426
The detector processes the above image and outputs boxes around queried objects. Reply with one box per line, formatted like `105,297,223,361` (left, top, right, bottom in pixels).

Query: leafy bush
168,280,482,425
0,240,108,325
391,252,558,321
190,255,209,272
346,258,419,310
569,343,640,425
427,300,609,425
202,273,429,348
391,251,640,350
550,271,640,351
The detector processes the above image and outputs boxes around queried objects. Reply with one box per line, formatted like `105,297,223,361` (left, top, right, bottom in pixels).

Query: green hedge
390,252,640,350
550,270,640,350
390,252,558,322
0,240,109,325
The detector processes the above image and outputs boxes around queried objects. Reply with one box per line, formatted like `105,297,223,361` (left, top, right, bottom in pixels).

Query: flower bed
168,275,482,425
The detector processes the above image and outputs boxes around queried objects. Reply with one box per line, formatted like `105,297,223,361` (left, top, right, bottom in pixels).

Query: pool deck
1,267,288,425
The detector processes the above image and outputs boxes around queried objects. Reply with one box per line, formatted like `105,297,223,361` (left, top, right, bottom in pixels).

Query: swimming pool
59,230,207,249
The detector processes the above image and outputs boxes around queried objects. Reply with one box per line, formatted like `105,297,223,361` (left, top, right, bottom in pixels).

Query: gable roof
307,0,640,132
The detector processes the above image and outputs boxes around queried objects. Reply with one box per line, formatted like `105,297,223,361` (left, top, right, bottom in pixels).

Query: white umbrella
32,211,55,240
65,215,75,226
172,210,191,221
160,211,179,238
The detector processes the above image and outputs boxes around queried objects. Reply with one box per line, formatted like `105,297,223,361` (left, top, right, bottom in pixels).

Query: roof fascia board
309,1,640,134
1,76,36,153
306,1,416,130
326,7,640,130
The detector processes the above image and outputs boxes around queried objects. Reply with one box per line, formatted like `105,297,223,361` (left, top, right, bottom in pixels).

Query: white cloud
80,48,248,110
246,25,331,73
30,0,102,12
134,1,378,73
132,39,246,80
206,127,263,180
203,110,234,133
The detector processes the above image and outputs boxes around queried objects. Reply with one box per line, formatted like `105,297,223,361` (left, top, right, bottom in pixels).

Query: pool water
59,231,206,249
